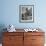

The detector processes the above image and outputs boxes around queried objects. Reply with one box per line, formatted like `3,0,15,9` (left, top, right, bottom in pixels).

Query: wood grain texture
24,32,45,46
2,32,23,46
2,30,45,46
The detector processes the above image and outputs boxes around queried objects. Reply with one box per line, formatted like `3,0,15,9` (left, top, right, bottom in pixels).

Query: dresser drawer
24,32,44,36
32,44,44,46
3,35,23,44
3,44,15,46
32,36,45,44
3,36,23,46
3,43,23,46
3,32,23,36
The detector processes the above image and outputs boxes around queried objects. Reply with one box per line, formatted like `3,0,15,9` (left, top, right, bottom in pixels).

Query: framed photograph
19,5,34,23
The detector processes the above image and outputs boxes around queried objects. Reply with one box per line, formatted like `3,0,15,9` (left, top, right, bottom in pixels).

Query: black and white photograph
19,5,34,23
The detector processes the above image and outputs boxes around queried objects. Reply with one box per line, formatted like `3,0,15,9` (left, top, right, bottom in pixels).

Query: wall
0,0,46,29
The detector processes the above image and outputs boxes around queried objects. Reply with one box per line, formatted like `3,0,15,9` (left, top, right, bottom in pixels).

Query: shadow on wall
0,24,7,43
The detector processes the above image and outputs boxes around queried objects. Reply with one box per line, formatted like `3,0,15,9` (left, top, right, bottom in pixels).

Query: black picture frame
19,5,34,23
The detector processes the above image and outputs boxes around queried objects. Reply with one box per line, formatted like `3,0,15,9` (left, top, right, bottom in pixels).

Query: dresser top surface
3,29,45,33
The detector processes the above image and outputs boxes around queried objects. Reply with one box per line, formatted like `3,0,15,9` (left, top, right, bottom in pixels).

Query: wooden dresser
2,29,45,46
